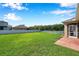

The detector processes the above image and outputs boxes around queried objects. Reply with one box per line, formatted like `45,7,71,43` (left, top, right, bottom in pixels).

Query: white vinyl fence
43,31,64,34
0,30,41,34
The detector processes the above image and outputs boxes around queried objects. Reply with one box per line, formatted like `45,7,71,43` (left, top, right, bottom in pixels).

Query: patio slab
55,37,79,51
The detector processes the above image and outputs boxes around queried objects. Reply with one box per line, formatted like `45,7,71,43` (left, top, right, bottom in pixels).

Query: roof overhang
63,18,79,24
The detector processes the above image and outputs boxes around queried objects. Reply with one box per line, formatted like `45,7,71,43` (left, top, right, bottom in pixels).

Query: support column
77,24,79,38
64,24,68,38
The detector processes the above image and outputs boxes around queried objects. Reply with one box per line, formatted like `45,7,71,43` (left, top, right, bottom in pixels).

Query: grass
0,32,79,56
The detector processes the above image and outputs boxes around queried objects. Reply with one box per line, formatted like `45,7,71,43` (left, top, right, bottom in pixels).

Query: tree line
28,24,64,31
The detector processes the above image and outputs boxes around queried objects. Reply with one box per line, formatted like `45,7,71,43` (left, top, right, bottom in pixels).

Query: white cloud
3,13,22,21
60,3,76,8
49,9,75,14
1,3,29,10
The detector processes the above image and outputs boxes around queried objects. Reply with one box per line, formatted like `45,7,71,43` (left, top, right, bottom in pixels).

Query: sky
0,3,76,27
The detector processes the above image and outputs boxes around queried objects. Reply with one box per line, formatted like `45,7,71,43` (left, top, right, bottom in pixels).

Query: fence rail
43,31,64,34
0,30,41,34
0,30,64,34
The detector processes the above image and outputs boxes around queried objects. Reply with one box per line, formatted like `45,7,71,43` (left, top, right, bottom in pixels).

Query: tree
29,24,64,31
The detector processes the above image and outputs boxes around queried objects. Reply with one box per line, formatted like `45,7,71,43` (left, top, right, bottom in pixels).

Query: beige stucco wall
64,24,68,38
76,4,79,21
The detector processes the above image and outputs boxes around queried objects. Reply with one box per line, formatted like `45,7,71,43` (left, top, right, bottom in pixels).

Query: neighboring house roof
0,21,8,23
13,25,27,30
14,25,27,28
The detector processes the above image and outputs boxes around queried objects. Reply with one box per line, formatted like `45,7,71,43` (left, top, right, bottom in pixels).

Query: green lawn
0,32,79,56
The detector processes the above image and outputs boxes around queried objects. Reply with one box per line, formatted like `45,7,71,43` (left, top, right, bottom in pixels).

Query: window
0,26,4,30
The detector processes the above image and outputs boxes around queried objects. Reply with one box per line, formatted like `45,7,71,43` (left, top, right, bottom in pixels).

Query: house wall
0,22,8,26
76,4,79,21
64,24,68,38
0,26,8,30
4,26,9,30
0,21,11,30
13,27,27,30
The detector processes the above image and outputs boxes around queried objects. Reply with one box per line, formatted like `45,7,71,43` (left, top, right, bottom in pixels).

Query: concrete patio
55,37,79,51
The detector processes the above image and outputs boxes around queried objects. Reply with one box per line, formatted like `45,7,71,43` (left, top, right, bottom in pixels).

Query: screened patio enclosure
67,23,79,38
